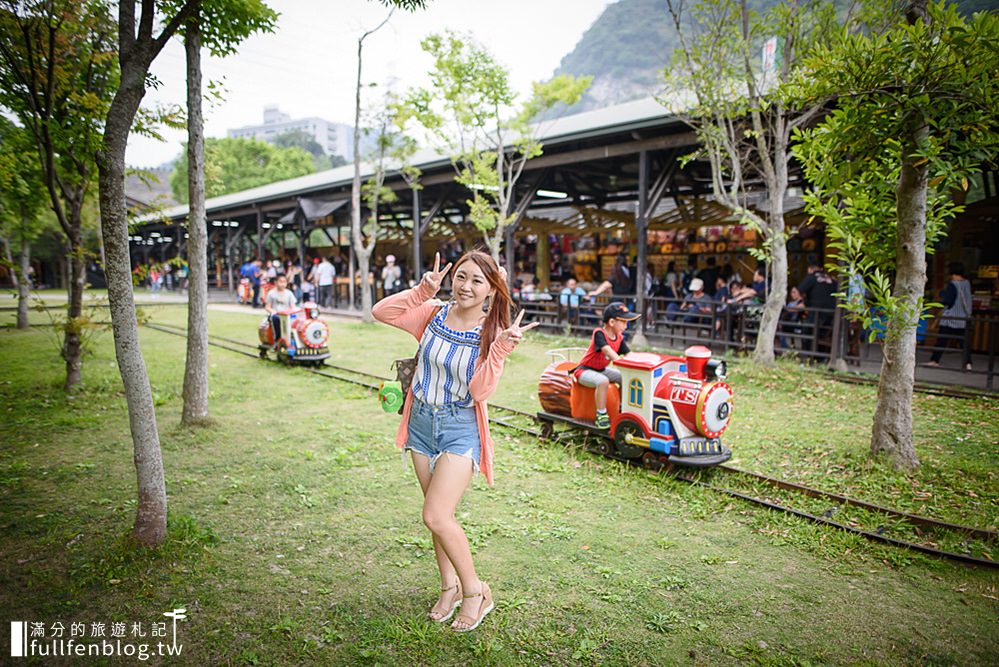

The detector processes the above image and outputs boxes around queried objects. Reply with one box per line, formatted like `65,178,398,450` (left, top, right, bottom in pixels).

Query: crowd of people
135,258,189,294
512,254,853,354
237,252,408,310
143,246,977,370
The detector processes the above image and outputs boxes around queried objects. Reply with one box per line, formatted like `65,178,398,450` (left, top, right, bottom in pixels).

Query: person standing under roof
313,256,336,309
928,262,974,371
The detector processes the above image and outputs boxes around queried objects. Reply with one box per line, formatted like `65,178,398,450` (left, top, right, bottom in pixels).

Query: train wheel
613,420,646,459
539,421,554,441
658,455,673,474
595,439,614,457
642,451,661,472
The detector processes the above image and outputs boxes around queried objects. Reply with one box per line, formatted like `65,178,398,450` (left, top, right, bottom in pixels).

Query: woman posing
372,250,537,632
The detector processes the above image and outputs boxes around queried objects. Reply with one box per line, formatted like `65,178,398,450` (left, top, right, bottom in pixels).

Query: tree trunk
3,232,30,329
869,127,926,471
182,10,209,425
755,224,786,366
351,30,369,321
350,13,392,322
17,235,30,329
62,229,85,390
752,147,789,367
357,247,372,321
98,61,167,547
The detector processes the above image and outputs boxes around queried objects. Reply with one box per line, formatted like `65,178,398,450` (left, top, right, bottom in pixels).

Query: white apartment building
228,106,354,160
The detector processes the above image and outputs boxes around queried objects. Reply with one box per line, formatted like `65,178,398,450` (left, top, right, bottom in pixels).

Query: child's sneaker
595,412,610,429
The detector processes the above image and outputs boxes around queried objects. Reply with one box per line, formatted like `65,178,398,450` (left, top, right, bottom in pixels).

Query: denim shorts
406,397,481,477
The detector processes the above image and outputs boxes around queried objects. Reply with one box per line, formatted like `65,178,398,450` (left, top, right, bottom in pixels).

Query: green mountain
552,0,995,116
551,0,676,114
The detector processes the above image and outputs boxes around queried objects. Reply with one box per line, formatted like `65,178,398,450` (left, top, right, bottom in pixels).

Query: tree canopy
792,1,999,330
790,0,999,470
170,136,316,202
404,30,590,261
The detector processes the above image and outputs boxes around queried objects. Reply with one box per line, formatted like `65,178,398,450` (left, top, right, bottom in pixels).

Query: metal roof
152,96,681,223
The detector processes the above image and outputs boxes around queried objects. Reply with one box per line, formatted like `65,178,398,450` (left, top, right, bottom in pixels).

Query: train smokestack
684,345,712,380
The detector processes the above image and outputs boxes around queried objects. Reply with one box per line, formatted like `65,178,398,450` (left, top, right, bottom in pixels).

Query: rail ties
714,464,998,542
142,320,997,568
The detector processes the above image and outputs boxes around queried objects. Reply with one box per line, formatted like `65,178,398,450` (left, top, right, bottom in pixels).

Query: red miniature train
537,345,733,469
258,301,330,366
237,278,253,305
238,277,277,306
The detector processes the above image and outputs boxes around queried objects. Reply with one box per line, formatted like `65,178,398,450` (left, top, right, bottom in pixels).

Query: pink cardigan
371,281,515,486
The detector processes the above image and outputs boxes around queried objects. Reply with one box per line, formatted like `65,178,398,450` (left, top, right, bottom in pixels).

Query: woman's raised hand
497,309,540,347
421,252,453,294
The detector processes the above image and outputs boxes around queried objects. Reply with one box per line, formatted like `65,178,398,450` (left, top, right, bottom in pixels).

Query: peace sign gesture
421,252,453,295
497,309,539,346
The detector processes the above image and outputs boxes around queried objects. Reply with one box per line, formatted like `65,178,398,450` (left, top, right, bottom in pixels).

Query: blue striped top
412,303,481,407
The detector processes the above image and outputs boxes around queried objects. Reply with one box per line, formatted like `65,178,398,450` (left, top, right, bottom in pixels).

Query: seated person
713,276,732,336
559,277,587,320
265,274,298,347
573,302,639,429
666,278,713,323
731,268,767,304
520,276,537,300
713,276,731,306
780,286,806,349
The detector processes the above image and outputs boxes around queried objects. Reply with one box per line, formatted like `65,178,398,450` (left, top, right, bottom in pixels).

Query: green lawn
1,304,997,666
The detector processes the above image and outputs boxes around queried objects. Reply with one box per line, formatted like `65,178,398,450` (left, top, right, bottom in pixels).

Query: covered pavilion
137,97,812,319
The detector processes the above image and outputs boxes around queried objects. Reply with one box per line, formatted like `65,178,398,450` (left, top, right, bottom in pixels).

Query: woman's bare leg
411,451,461,618
421,453,488,627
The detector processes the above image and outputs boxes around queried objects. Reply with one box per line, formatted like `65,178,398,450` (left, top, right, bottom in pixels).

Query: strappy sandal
428,581,461,623
451,581,494,633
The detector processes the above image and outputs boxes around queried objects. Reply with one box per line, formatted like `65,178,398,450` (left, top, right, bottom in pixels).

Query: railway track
142,320,997,569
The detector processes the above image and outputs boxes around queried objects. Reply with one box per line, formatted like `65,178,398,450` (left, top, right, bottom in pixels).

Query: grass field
1,301,997,666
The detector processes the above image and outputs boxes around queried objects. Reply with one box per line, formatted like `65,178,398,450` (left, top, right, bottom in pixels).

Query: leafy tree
353,89,421,321
0,0,120,388
405,30,590,266
791,0,999,470
349,8,395,317
0,119,50,328
376,0,429,8
661,0,879,366
180,0,276,426
346,0,431,314
275,128,324,157
97,0,203,548
170,136,315,202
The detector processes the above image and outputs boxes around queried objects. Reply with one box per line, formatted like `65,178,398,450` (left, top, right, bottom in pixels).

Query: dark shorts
406,397,481,476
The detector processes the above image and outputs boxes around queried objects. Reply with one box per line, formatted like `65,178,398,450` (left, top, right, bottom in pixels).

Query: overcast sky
128,0,615,167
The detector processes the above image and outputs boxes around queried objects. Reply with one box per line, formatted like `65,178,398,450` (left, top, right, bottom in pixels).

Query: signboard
762,36,779,73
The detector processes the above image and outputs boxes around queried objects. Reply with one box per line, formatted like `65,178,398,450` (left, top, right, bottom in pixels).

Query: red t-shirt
575,327,629,376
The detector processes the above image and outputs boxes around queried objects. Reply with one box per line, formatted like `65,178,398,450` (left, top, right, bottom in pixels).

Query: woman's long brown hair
450,250,511,359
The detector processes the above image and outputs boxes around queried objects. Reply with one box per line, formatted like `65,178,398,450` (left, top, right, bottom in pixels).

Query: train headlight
706,359,727,380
